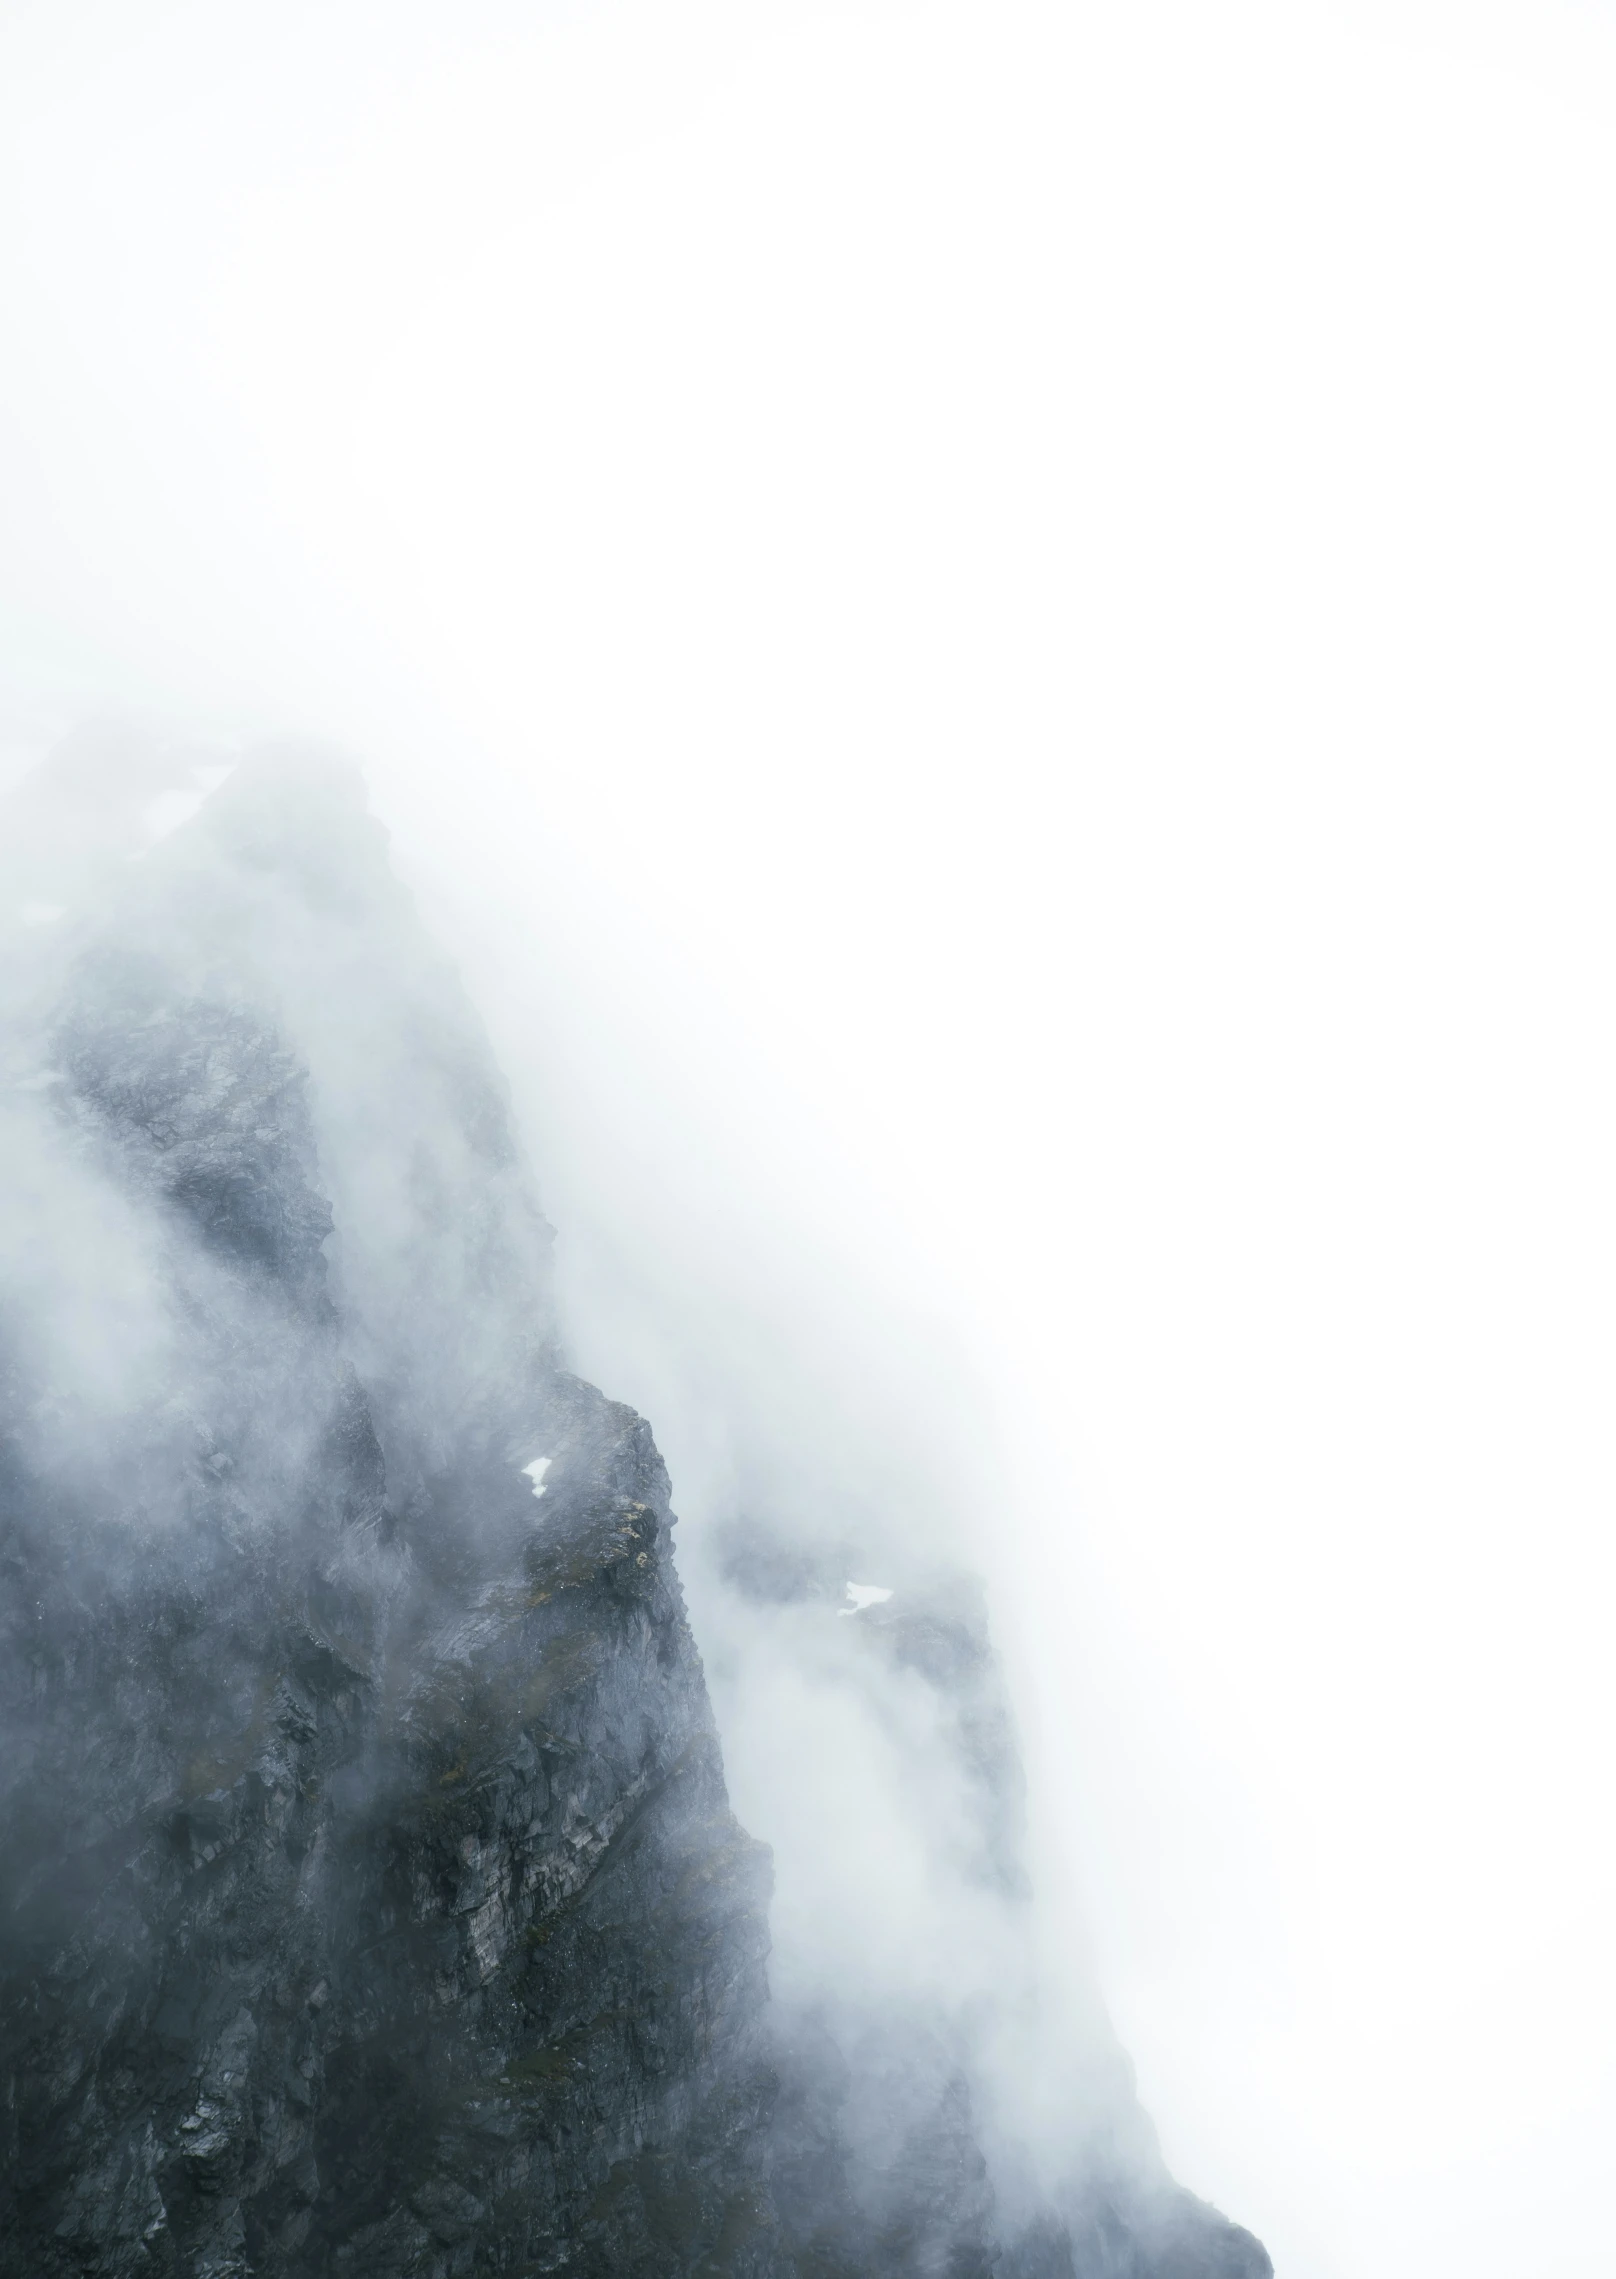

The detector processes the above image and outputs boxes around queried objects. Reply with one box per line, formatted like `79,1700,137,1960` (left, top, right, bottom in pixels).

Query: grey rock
0,751,1270,2278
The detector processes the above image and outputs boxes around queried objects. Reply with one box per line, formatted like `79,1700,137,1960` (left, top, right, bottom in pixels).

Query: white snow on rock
139,764,238,850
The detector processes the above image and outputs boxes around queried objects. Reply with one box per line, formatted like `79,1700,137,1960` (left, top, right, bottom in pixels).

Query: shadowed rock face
0,753,1271,2279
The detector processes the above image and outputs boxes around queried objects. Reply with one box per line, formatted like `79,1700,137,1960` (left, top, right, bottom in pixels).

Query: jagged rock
0,750,1270,2278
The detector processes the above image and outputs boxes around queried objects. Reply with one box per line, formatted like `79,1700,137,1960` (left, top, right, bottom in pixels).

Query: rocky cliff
0,750,1270,2278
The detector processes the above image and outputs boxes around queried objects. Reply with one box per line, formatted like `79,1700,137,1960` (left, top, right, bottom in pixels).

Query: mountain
0,748,1270,2278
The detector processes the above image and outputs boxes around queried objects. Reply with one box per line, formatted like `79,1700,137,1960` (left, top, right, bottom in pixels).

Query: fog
4,2,1616,2273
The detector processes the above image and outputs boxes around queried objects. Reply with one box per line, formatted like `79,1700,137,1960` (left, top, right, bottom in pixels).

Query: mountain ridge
0,748,1270,2279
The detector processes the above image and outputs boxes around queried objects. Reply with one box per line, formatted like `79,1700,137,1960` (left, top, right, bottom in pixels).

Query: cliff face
0,752,1270,2279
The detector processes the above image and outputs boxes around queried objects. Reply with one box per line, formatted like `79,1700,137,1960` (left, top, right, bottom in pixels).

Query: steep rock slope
0,752,1269,2279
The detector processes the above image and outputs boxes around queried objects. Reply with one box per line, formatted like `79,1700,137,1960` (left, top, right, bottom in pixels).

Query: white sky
5,3,1616,2273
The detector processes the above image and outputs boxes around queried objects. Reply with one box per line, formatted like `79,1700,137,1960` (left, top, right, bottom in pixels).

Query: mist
5,2,1616,2274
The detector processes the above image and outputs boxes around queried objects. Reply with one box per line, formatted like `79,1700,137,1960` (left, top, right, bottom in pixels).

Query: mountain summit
0,751,1269,2278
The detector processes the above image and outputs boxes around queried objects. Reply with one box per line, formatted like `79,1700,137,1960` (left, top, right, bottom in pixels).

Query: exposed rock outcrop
0,751,1270,2278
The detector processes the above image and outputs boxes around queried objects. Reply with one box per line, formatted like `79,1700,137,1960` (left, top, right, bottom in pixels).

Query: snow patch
139,763,238,849
522,1457,552,1500
839,1581,894,1616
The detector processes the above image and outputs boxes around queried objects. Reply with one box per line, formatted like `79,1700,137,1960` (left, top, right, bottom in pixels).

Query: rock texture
0,753,1270,2278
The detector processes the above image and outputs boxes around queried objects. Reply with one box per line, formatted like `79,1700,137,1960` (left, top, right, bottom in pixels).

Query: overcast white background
4,3,1616,2274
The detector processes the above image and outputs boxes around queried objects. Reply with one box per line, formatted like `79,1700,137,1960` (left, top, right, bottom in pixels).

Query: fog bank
6,2,1616,2272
